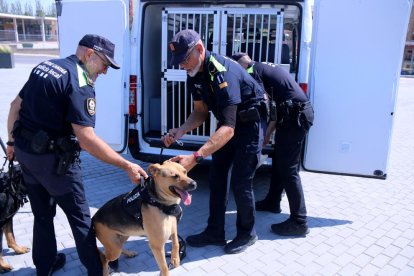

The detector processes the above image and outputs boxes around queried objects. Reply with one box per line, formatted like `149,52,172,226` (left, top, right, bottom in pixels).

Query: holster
12,121,55,154
56,137,80,175
277,100,314,131
238,107,261,123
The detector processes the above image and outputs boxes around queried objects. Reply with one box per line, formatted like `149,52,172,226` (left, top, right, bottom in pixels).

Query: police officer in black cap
232,52,314,236
162,29,267,254
6,34,148,275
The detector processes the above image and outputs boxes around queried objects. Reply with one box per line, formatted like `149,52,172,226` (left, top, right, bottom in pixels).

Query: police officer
232,52,314,236
6,34,148,275
162,30,267,254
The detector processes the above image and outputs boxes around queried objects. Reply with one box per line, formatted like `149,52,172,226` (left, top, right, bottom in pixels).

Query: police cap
79,34,120,69
169,29,200,67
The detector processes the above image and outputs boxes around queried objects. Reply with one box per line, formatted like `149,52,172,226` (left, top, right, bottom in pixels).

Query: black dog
0,140,30,273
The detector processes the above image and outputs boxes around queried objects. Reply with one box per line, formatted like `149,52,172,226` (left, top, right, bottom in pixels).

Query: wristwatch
193,152,204,164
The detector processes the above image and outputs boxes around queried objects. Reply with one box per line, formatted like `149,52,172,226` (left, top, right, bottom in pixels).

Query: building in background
0,13,57,43
402,7,414,76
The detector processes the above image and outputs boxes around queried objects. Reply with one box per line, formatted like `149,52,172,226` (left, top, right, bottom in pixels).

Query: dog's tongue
175,188,192,205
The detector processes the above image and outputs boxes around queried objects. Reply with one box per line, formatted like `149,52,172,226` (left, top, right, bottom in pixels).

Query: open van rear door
56,0,129,151
303,0,412,179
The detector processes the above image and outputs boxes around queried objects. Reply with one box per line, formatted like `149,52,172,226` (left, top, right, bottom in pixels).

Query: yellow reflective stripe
209,55,226,81
247,66,254,74
77,64,88,87
209,55,226,72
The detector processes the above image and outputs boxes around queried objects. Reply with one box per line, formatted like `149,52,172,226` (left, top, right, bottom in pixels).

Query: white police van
56,0,412,179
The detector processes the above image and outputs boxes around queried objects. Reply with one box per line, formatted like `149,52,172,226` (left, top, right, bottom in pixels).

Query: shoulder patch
86,98,96,116
219,82,228,89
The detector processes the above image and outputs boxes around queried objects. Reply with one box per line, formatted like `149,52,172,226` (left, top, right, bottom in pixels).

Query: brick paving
1,56,414,275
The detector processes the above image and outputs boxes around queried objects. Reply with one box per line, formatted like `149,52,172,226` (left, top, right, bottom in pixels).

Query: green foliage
46,3,56,17
24,2,33,15
35,0,44,16
0,44,13,54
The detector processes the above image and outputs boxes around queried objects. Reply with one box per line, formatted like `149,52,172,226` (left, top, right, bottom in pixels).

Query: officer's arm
6,95,22,160
7,95,22,143
72,123,148,181
198,125,234,158
178,100,209,133
197,105,236,158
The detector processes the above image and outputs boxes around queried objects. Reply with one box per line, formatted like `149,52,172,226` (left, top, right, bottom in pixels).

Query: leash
159,132,184,163
159,133,187,266
166,235,187,269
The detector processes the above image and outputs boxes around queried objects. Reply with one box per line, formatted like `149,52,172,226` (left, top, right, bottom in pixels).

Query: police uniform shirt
250,62,308,104
18,55,96,138
187,51,264,126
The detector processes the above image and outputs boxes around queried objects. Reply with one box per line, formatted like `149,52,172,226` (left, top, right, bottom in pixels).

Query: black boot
48,253,66,275
186,230,226,247
224,235,258,254
271,218,309,236
255,199,281,213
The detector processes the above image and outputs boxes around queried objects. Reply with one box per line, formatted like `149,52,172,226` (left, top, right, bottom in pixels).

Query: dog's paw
170,256,180,268
122,249,137,258
11,245,30,254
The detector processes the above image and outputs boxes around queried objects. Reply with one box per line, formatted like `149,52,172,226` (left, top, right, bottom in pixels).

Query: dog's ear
148,163,162,175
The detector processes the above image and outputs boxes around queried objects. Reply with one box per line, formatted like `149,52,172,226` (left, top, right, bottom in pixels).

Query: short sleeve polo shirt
18,55,96,137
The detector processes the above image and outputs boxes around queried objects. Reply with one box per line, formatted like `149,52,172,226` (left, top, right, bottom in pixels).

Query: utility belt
276,100,314,130
13,122,80,175
238,100,268,123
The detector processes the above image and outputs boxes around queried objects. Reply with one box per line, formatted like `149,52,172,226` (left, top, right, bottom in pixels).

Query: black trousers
265,123,308,223
206,118,265,239
14,147,102,276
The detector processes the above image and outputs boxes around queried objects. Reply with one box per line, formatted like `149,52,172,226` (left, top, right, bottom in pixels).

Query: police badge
86,98,96,116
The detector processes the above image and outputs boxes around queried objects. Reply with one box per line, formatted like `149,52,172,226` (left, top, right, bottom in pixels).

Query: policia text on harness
93,176,187,262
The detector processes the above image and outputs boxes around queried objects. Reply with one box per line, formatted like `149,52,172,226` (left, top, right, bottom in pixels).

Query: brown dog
93,160,197,276
0,158,30,273
0,220,30,273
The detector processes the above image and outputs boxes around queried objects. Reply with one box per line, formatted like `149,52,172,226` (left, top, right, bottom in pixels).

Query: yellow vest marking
77,64,88,87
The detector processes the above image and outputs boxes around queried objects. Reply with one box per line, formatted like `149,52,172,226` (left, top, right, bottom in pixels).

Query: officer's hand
126,162,148,184
263,133,271,146
6,145,14,161
170,154,196,172
263,122,276,145
161,128,184,147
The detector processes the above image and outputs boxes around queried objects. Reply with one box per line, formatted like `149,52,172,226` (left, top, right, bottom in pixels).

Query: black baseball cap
231,52,248,62
78,34,120,69
169,29,200,67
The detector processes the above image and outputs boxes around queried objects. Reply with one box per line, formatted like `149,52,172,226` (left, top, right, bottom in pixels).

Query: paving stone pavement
1,56,414,275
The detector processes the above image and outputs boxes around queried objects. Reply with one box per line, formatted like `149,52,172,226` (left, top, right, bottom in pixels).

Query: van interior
139,2,303,151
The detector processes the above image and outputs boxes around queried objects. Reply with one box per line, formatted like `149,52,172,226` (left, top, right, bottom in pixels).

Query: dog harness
122,176,183,228
0,158,28,222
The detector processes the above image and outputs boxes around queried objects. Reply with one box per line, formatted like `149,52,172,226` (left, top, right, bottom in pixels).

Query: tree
45,3,56,17
24,2,33,16
35,0,44,17
10,0,22,15
0,0,9,13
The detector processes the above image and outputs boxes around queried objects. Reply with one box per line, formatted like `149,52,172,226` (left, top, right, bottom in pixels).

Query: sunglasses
94,51,111,69
180,45,197,66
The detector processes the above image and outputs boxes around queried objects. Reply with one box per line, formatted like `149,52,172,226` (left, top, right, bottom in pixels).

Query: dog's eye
173,174,180,179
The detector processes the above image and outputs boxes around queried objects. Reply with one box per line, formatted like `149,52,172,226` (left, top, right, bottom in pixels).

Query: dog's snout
188,180,197,191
